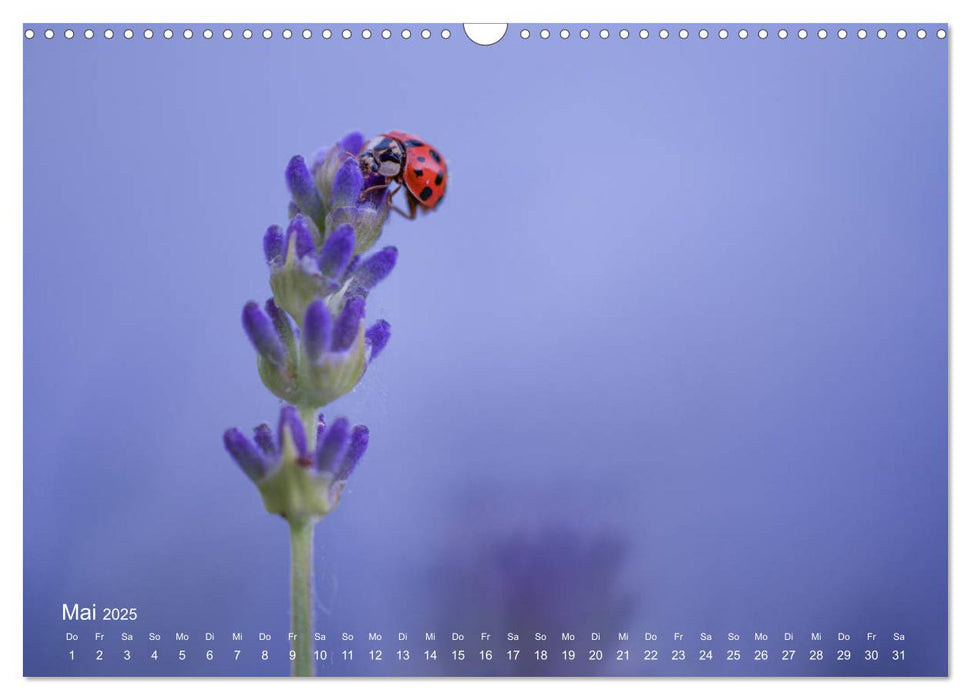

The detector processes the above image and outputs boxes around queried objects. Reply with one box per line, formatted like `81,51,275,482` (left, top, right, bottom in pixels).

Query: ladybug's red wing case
384,130,448,210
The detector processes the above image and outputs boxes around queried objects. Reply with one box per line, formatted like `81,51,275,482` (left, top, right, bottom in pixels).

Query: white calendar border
1,0,964,698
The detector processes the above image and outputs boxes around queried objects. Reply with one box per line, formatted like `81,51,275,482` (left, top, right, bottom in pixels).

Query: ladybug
358,131,447,219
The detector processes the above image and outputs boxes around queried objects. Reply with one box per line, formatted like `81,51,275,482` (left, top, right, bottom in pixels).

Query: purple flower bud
365,320,391,360
316,413,326,448
285,155,325,223
242,302,286,366
355,247,398,289
331,296,366,352
361,171,390,209
303,299,332,363
287,215,315,260
253,423,277,456
309,149,329,177
317,417,350,474
263,225,284,263
344,285,369,301
336,425,369,480
340,132,365,157
278,405,308,459
223,428,268,481
319,224,356,280
332,158,364,208
312,133,364,176
265,298,294,350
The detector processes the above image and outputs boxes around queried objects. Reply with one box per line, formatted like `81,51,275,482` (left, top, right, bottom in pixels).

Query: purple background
24,23,947,676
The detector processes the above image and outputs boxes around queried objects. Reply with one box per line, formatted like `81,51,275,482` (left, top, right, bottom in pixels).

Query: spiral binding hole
22,25,949,44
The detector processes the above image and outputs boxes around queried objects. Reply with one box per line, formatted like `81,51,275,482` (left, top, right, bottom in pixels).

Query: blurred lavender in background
431,528,636,675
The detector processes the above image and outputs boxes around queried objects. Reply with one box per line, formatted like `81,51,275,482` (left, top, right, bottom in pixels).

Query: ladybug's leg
360,184,386,197
359,177,392,202
382,182,411,215
392,193,419,220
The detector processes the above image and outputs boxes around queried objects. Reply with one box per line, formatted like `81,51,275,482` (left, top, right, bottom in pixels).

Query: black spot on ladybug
379,150,401,163
419,186,433,201
429,149,442,164
434,172,443,186
417,155,427,163
413,168,424,177
405,139,425,147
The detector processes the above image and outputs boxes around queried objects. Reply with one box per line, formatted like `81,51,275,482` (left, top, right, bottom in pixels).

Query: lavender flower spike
286,155,326,228
242,301,286,366
257,295,370,408
224,406,369,518
225,131,440,676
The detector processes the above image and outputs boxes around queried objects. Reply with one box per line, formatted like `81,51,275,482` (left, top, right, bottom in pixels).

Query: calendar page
22,21,948,678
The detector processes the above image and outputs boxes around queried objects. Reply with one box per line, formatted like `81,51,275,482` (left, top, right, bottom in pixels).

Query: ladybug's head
358,150,382,178
359,136,405,179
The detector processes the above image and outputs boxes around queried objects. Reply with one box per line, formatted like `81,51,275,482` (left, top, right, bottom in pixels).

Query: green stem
299,406,318,453
289,517,315,677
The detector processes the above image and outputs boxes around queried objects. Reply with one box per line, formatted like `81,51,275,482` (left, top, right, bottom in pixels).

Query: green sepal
257,354,298,403
256,424,340,520
325,205,388,254
256,320,367,408
269,235,331,326
295,321,367,407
